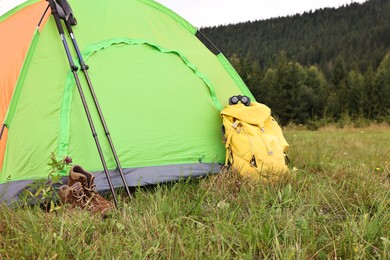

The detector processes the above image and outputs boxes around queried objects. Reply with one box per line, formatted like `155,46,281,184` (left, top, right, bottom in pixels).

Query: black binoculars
229,95,251,106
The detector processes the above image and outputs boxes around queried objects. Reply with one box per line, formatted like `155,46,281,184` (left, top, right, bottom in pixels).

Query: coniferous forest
201,0,390,126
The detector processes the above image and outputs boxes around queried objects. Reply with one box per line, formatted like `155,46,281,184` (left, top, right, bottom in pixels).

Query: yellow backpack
221,101,289,182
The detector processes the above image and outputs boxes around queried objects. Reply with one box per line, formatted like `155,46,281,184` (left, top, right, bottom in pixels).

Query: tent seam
57,37,222,162
217,53,256,101
4,29,41,127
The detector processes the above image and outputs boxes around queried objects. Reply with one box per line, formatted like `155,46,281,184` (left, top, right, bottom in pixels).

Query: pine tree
374,51,390,119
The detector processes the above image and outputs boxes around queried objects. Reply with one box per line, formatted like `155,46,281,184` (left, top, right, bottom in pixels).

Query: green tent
0,0,254,204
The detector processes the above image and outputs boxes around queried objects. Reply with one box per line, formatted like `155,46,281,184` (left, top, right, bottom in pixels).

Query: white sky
157,0,368,27
1,0,368,27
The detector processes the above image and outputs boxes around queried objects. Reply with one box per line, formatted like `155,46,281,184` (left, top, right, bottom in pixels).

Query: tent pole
0,124,5,140
59,1,132,199
47,0,119,207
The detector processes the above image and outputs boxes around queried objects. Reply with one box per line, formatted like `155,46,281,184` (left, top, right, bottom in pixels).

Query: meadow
0,125,389,259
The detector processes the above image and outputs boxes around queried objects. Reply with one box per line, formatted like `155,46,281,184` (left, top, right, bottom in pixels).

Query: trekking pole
56,0,132,199
47,0,118,207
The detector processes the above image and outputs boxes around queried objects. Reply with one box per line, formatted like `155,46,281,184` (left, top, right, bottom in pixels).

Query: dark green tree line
229,51,390,125
200,0,390,125
202,0,390,79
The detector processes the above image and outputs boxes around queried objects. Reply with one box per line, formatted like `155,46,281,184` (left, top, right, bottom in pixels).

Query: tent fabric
0,0,255,204
0,1,50,171
0,163,219,205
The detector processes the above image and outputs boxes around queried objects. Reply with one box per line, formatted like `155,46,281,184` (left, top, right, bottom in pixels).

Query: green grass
1,126,389,259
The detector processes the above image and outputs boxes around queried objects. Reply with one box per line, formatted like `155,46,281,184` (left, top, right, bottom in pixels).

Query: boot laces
84,183,98,196
71,187,88,207
83,183,108,206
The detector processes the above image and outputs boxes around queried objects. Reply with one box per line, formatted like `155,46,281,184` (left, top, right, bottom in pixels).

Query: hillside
201,0,390,78
200,0,390,125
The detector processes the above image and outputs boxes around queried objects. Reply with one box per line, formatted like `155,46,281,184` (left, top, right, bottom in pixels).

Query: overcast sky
1,0,368,27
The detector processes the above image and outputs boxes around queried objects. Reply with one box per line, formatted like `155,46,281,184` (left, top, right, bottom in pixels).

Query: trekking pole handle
48,0,78,71
47,0,64,35
65,22,89,70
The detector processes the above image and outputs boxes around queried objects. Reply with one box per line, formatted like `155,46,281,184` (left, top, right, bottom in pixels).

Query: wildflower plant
48,152,73,175
21,153,73,212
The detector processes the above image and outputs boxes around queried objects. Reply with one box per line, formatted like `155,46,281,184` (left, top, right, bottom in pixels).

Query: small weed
20,152,72,212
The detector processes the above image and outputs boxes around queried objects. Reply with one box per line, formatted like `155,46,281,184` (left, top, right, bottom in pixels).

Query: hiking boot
58,182,88,209
68,165,113,217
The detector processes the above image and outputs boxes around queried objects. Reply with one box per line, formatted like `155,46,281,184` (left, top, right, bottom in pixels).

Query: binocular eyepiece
229,95,251,106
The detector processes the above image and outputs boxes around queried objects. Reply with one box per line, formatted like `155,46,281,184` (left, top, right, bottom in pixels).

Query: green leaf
34,187,44,197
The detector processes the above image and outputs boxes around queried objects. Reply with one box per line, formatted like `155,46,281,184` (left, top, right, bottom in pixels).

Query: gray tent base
0,163,221,206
